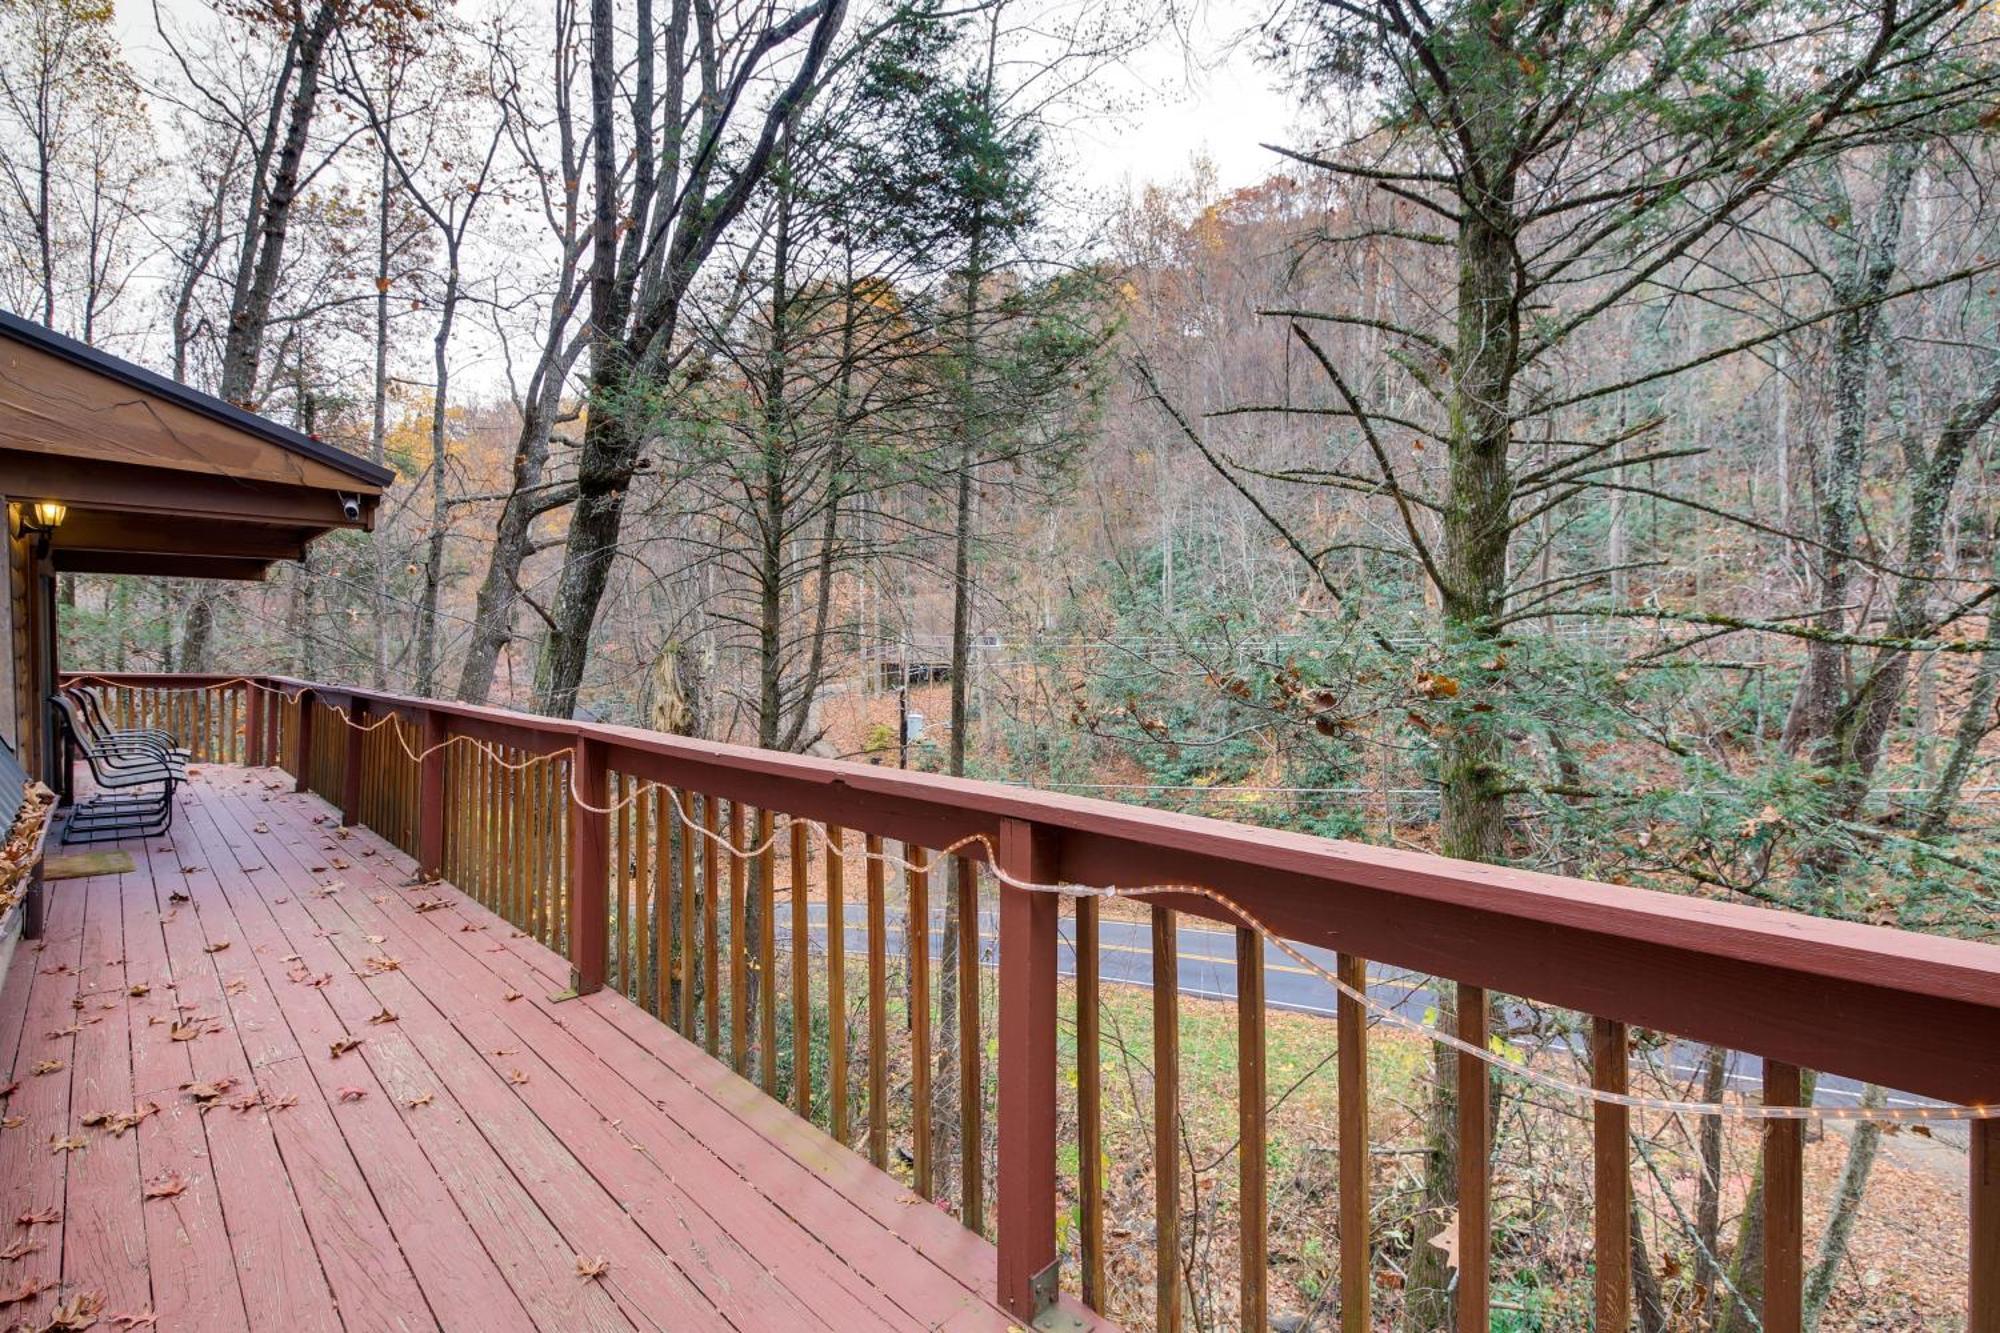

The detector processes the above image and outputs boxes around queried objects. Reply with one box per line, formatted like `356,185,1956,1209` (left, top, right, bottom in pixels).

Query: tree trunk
218,0,339,405
1406,194,1520,1333
1802,1084,1888,1332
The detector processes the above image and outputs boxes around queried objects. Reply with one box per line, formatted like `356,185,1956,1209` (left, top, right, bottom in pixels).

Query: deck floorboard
1,766,1071,1331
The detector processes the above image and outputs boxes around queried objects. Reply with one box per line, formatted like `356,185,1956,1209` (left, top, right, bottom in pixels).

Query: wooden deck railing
59,672,2000,1331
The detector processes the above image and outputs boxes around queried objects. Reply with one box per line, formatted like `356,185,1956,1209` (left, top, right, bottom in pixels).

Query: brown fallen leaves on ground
367,1008,398,1025
180,1077,235,1107
336,1086,367,1103
405,1092,434,1109
0,1274,46,1306
79,1103,159,1137
142,1172,188,1201
43,1290,106,1329
329,1036,363,1058
30,1060,62,1076
575,1255,609,1280
0,1237,42,1262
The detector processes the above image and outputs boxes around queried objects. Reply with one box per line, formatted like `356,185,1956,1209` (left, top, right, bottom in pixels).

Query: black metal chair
57,687,189,778
49,694,179,843
65,685,183,753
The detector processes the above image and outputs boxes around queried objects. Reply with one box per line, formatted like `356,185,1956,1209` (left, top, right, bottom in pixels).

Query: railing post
293,688,315,793
340,696,366,826
995,816,1060,1320
566,735,609,996
418,708,448,879
244,682,264,768
1971,1117,1996,1333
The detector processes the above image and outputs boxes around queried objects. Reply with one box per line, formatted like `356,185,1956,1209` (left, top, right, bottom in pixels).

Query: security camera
339,493,362,522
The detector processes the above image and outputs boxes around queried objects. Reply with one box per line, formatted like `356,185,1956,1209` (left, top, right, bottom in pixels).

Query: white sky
113,0,1300,199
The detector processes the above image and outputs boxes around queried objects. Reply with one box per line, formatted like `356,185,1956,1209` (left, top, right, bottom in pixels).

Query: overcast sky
113,0,1301,198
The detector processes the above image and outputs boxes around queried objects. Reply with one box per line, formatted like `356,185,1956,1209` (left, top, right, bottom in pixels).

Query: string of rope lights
66,673,1998,1125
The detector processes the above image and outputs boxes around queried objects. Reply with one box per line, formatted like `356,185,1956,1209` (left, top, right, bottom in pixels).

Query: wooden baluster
790,818,812,1121
635,785,653,1014
680,792,697,1035
1594,1017,1631,1332
1764,1061,1804,1333
995,819,1059,1320
652,788,669,1019
730,802,749,1075
419,711,446,881
1077,894,1104,1311
1457,983,1491,1333
567,736,609,996
908,846,933,1199
1238,925,1268,1331
1973,1118,1997,1333
615,776,630,996
865,833,887,1170
958,854,983,1234
826,824,847,1143
758,809,777,1095
1338,953,1370,1333
1153,904,1181,1333
703,794,720,1056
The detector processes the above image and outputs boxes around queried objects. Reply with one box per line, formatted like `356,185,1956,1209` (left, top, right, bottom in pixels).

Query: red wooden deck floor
1,767,1075,1331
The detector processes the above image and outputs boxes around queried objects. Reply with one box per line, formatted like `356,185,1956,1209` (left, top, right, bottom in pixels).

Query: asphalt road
784,903,1948,1120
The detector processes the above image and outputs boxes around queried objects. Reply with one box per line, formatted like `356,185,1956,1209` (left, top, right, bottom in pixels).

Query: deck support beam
339,697,366,825
293,688,314,793
418,708,447,879
995,817,1060,1321
567,735,609,996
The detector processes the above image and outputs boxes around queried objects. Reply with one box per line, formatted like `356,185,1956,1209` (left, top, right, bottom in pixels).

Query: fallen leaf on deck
43,1290,106,1328
108,1310,159,1328
44,1025,81,1039
15,1208,59,1227
0,1237,41,1261
168,891,189,904
365,934,386,945
458,923,482,932
142,1172,188,1200
406,1092,434,1109
330,857,351,870
2,1116,23,1129
81,1104,159,1137
202,939,230,954
329,1037,363,1058
48,1136,85,1154
367,1008,398,1025
412,900,447,913
127,983,150,997
30,1060,62,1076
0,1080,16,1099
574,1255,609,1279
168,1023,203,1042
252,824,269,834
505,1069,529,1086
0,1275,47,1306
502,990,522,1002
180,1078,235,1105
336,1086,367,1102
363,955,401,973
224,978,249,996
179,865,203,874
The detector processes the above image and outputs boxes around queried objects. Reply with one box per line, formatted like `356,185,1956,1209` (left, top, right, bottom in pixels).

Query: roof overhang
0,311,393,581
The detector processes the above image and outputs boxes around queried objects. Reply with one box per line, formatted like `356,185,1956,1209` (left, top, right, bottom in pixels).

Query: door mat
42,851,136,881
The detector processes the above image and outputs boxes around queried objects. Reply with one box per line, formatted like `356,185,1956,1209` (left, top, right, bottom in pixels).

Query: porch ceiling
0,311,393,581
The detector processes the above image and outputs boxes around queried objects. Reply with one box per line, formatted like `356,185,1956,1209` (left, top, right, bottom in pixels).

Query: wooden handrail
64,670,2000,1329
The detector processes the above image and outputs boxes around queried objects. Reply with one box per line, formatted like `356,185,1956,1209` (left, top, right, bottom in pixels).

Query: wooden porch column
566,735,609,996
417,707,448,880
243,682,264,768
340,697,366,826
995,817,1060,1320
293,689,315,793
